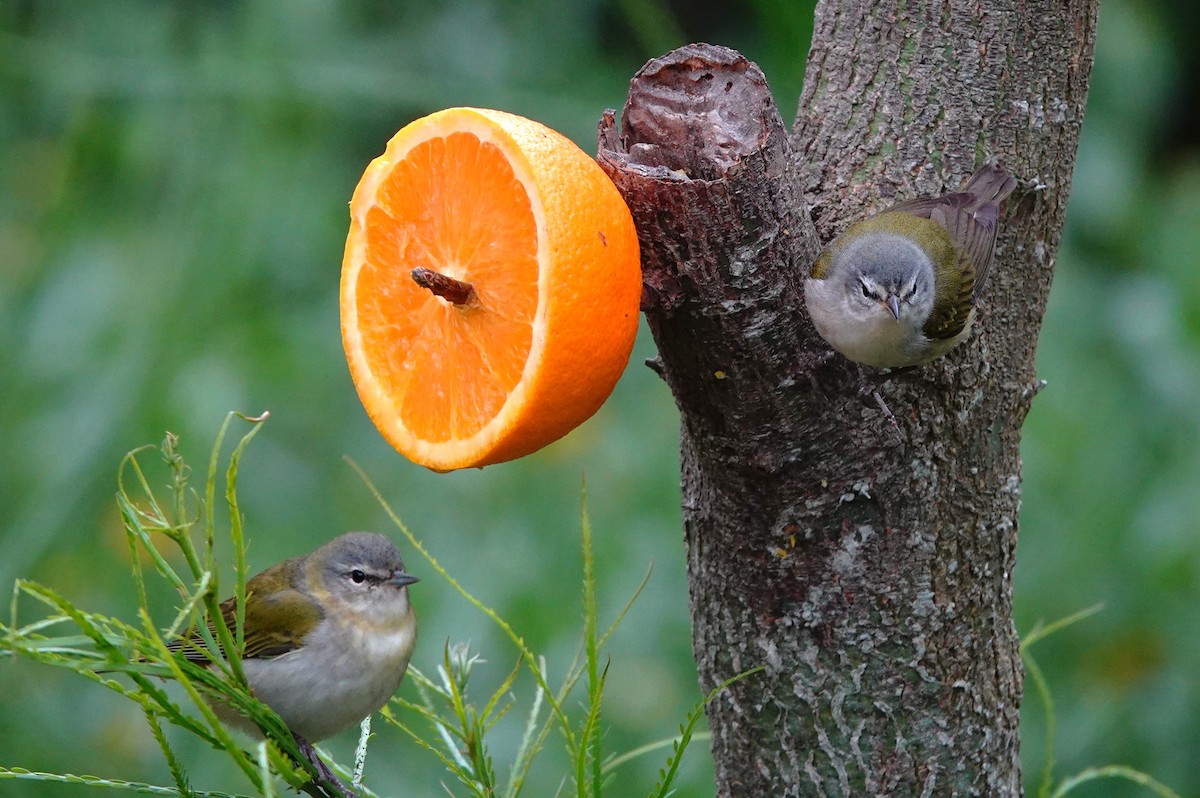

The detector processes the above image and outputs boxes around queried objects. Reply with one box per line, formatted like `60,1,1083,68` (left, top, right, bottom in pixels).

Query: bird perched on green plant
804,163,1017,368
171,532,418,794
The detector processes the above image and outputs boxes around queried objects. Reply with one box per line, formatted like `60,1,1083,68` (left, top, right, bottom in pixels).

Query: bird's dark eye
350,569,367,584
860,282,874,299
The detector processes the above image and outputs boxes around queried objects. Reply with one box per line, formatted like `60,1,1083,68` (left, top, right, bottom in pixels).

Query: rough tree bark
597,1,1098,796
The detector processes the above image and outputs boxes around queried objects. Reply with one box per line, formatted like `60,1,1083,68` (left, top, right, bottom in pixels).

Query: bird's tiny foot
852,366,904,440
868,388,902,438
805,352,904,440
294,734,354,798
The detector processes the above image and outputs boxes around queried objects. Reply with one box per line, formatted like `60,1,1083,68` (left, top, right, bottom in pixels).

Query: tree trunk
597,1,1098,795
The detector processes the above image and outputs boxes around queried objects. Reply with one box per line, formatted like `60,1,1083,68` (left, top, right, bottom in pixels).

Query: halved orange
341,107,641,471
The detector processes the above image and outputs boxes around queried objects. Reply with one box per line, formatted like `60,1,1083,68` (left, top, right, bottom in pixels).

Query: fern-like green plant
1,415,753,797
2,412,344,797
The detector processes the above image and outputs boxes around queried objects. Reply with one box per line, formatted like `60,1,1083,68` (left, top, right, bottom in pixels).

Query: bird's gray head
313,532,418,612
835,232,936,325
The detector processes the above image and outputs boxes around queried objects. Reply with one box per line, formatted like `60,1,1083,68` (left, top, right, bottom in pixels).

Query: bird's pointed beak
388,569,419,588
885,295,901,320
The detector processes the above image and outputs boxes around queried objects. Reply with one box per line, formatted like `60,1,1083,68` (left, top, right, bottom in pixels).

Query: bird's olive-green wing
889,164,1016,295
923,237,977,342
931,201,1000,294
887,195,998,296
168,566,323,663
810,245,834,280
237,583,324,659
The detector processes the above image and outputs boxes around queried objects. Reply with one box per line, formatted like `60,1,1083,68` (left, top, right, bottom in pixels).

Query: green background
2,1,1197,796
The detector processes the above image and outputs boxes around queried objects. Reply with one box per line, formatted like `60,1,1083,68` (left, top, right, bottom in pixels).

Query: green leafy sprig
1,417,752,797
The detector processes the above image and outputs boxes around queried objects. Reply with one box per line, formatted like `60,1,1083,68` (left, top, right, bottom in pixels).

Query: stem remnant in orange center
411,267,477,306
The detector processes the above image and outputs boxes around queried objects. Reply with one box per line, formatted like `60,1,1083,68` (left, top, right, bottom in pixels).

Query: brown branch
598,1,1099,794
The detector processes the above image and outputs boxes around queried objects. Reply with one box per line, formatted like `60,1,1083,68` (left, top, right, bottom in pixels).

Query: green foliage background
1,1,1197,796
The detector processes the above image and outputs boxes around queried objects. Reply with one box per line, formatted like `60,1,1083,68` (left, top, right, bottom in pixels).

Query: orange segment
341,107,641,471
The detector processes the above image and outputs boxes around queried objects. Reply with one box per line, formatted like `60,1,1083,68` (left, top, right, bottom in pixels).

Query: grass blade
1049,766,1183,798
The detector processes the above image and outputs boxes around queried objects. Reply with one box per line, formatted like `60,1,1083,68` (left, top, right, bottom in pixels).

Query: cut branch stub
411,267,477,306
597,44,821,464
